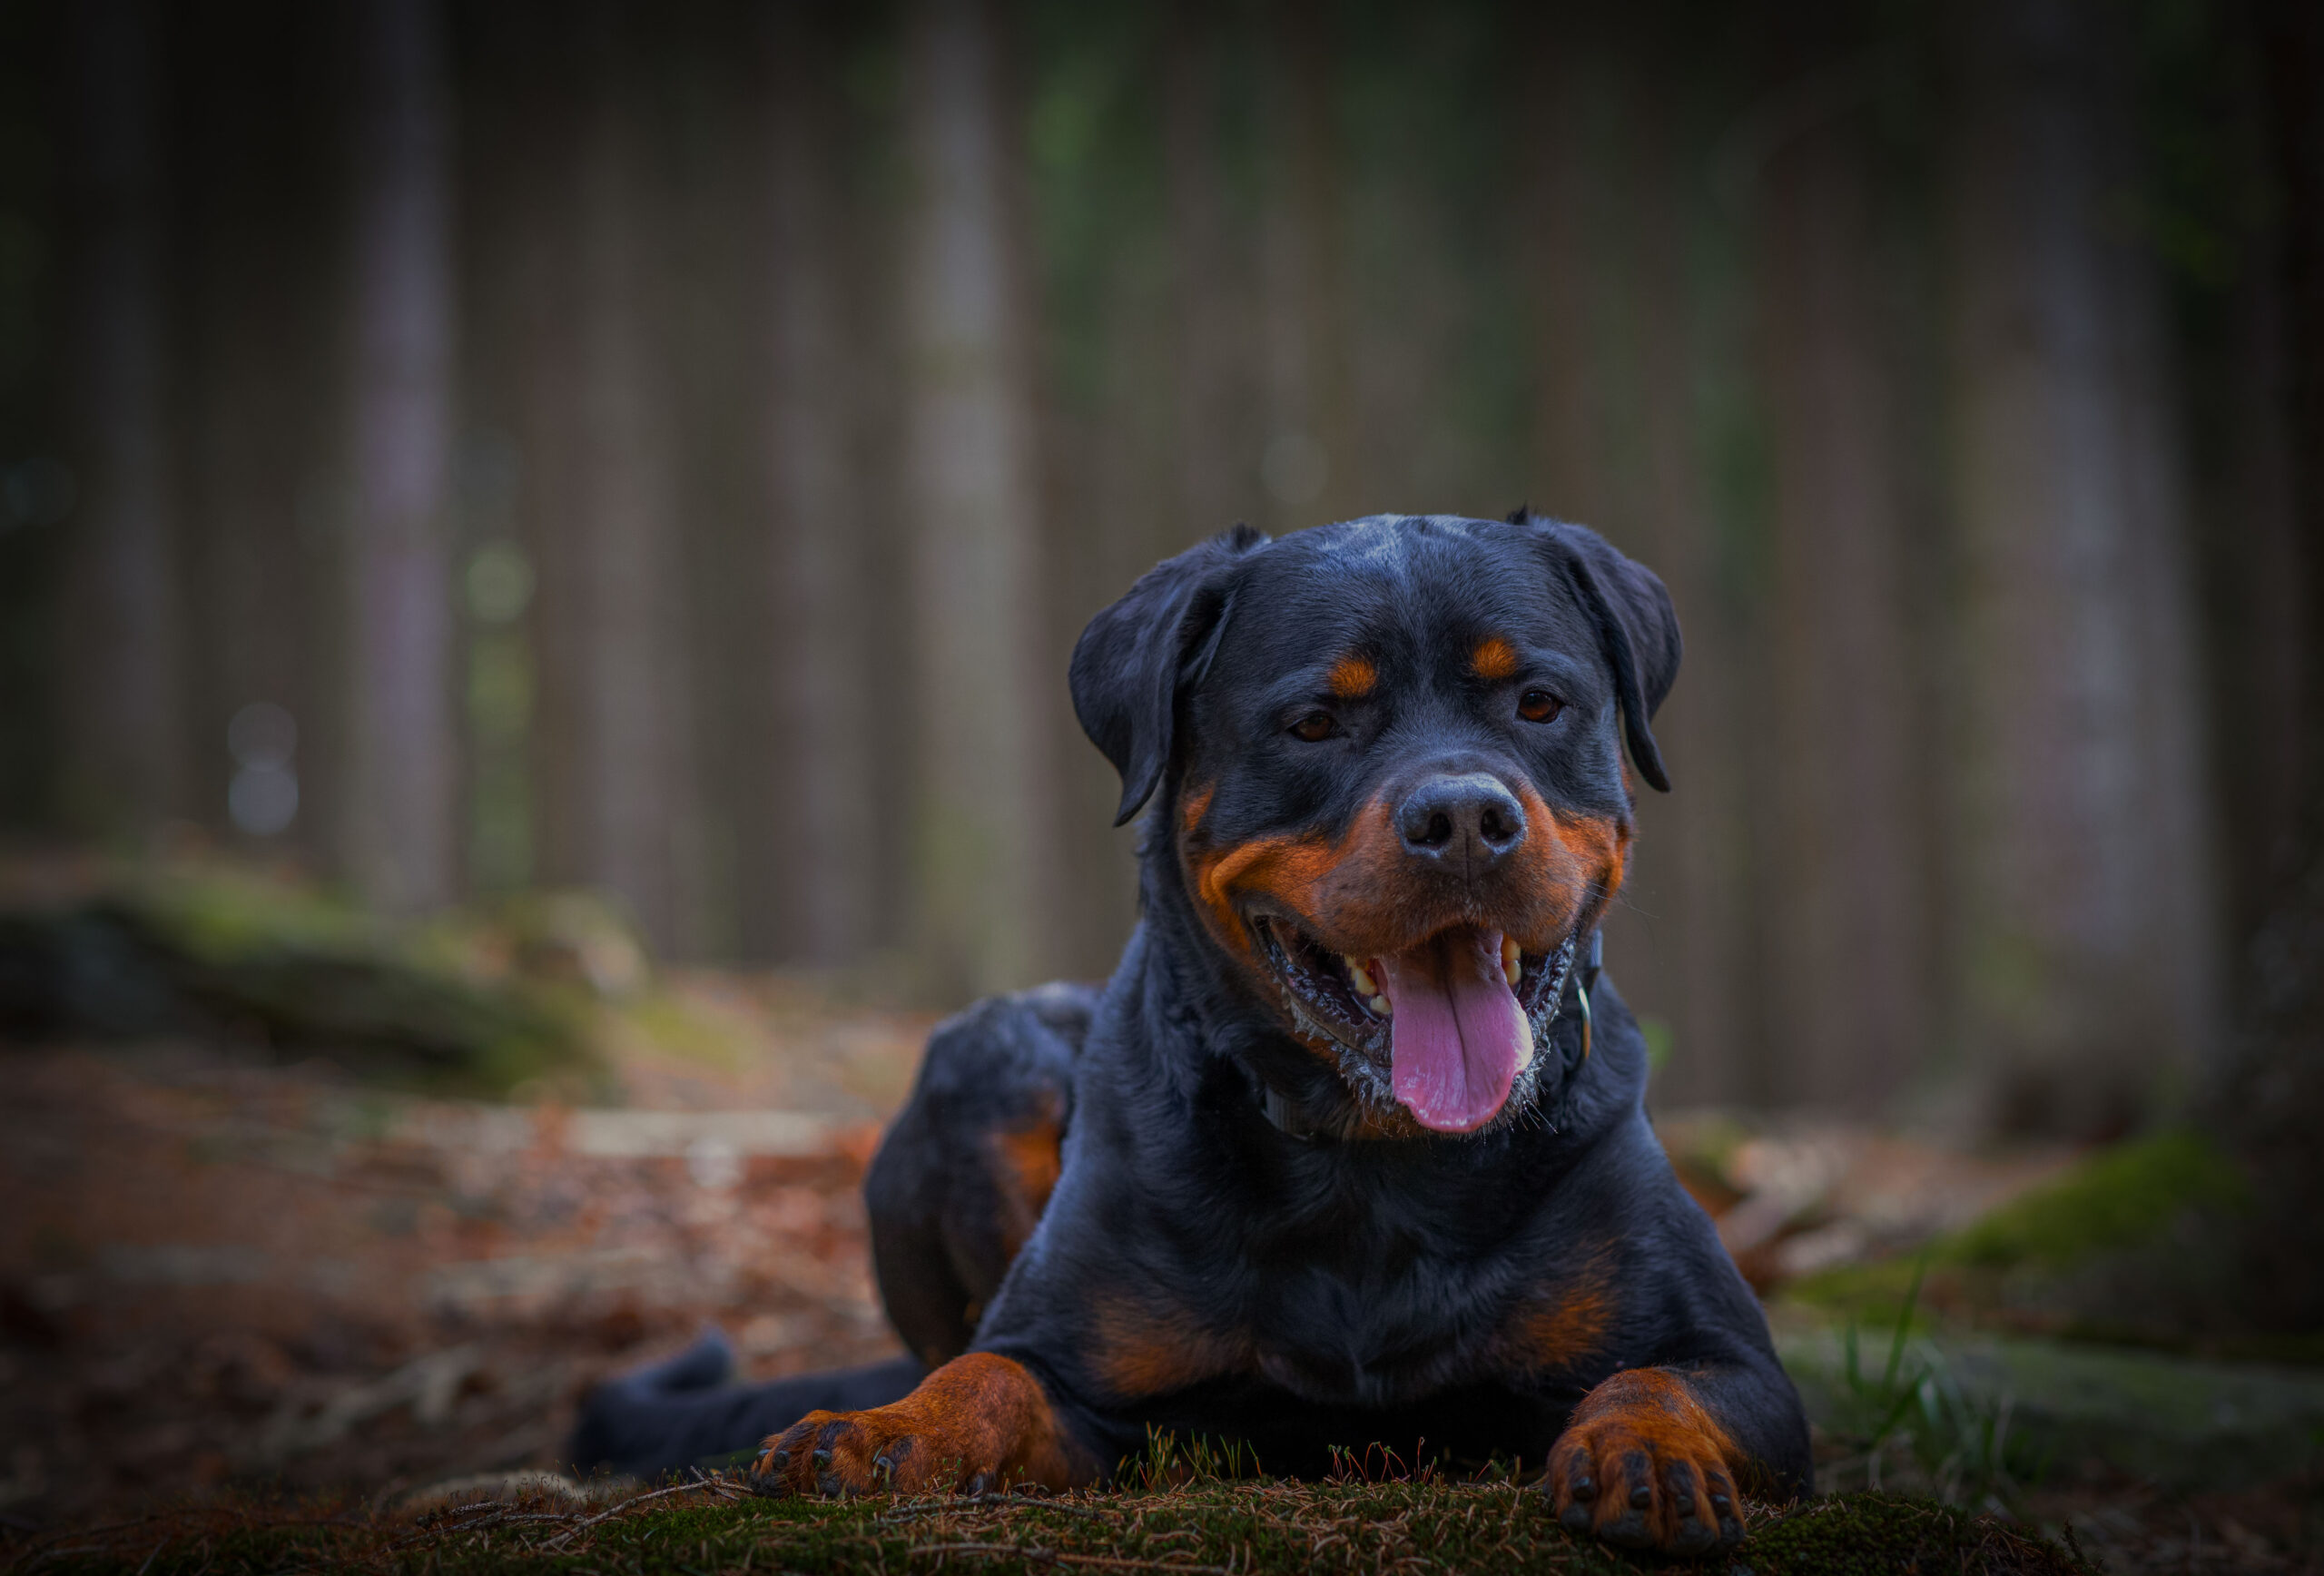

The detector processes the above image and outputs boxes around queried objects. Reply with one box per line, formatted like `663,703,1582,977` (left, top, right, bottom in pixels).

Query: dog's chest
1227,1186,1532,1406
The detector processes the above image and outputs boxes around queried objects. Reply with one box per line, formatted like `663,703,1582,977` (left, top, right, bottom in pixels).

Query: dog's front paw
1544,1369,1745,1554
754,1404,946,1496
751,1352,1090,1498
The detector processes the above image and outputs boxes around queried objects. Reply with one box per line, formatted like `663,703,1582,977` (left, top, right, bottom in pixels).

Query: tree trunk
1617,75,1762,1110
1162,4,1248,543
1256,0,1350,533
58,0,183,839
1945,0,2221,1135
177,2,345,863
492,7,585,903
2224,0,2324,1331
340,0,457,914
900,0,1059,999
1756,50,1935,1115
2253,0,2324,832
757,5,876,969
1521,26,1620,532
539,0,697,954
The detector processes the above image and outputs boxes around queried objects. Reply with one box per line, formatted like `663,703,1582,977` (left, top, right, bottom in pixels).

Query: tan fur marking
1327,653,1377,699
1088,1295,1253,1401
1472,635,1521,681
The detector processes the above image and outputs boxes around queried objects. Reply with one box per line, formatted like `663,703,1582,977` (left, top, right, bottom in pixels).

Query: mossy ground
1777,1129,2322,1357
5,1479,2097,1576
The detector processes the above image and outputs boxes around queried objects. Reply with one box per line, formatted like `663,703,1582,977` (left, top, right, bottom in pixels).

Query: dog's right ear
1071,524,1265,826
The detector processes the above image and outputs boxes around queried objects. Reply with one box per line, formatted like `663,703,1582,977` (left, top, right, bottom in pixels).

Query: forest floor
0,864,2319,1572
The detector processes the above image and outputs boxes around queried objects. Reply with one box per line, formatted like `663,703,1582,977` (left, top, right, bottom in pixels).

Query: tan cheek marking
1327,654,1377,699
1550,810,1630,902
1185,831,1342,961
1472,635,1520,681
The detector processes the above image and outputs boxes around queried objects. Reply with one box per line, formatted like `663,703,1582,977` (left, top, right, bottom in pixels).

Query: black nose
1395,773,1528,866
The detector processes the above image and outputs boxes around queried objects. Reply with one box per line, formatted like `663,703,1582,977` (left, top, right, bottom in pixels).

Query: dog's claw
1600,1512,1652,1549
1711,1492,1743,1545
1671,1515,1718,1555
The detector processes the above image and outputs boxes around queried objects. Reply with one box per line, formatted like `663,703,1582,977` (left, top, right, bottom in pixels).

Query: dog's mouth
1252,915,1574,1134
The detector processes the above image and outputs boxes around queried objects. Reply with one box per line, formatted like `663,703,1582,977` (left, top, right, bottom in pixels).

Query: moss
1743,1493,2094,1575
2,862,606,1098
1942,1131,2249,1270
18,1482,2094,1575
129,864,384,965
1786,1130,2250,1325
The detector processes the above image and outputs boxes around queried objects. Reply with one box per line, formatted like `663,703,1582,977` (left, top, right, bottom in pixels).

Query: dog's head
1072,513,1679,1138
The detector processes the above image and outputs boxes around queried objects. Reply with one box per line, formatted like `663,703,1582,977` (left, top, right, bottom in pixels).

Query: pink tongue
1376,927,1531,1133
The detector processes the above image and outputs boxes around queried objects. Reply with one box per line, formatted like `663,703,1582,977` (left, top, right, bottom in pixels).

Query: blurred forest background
0,0,2318,1145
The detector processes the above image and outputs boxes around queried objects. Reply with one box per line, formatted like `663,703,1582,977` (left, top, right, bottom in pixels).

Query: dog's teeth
1344,956,1378,998
1367,993,1392,1018
1502,935,1522,988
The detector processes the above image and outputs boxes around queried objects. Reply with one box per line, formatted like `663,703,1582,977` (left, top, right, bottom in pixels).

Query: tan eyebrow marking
1326,653,1377,699
1472,635,1521,681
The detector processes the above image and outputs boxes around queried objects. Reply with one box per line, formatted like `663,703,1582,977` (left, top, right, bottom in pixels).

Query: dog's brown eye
1518,689,1561,724
1289,712,1338,743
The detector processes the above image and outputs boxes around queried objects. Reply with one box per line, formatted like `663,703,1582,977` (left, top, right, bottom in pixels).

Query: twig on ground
542,1478,735,1551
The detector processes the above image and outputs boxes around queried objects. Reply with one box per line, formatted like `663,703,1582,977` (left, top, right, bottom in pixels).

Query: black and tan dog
574,513,1809,1555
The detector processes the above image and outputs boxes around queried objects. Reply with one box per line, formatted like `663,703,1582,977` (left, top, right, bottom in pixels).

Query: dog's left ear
1515,511,1682,793
1071,524,1266,825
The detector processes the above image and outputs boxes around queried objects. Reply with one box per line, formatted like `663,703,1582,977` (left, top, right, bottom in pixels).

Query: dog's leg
1543,1364,1797,1554
569,1344,925,1478
752,1352,1100,1496
867,986,1090,1366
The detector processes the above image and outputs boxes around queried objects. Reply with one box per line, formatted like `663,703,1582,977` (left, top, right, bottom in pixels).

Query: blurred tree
1754,15,1936,1113
1945,0,2220,1135
901,0,1062,998
1610,48,1762,1113
340,0,456,913
755,2,879,969
2226,0,2324,1331
463,0,576,901
176,2,344,862
1522,17,1621,535
1256,0,1349,534
1163,0,1246,545
57,0,184,839
521,0,704,955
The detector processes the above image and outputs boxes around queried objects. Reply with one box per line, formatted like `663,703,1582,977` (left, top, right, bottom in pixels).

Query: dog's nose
1395,773,1528,866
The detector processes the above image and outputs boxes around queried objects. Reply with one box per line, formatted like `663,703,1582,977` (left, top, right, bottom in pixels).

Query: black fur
572,513,1807,1498
566,1329,923,1478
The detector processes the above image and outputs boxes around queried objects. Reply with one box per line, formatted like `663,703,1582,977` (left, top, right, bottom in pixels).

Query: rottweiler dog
576,513,1810,1556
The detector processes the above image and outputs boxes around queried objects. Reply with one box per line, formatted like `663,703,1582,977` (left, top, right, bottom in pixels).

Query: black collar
1258,929,1603,1142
